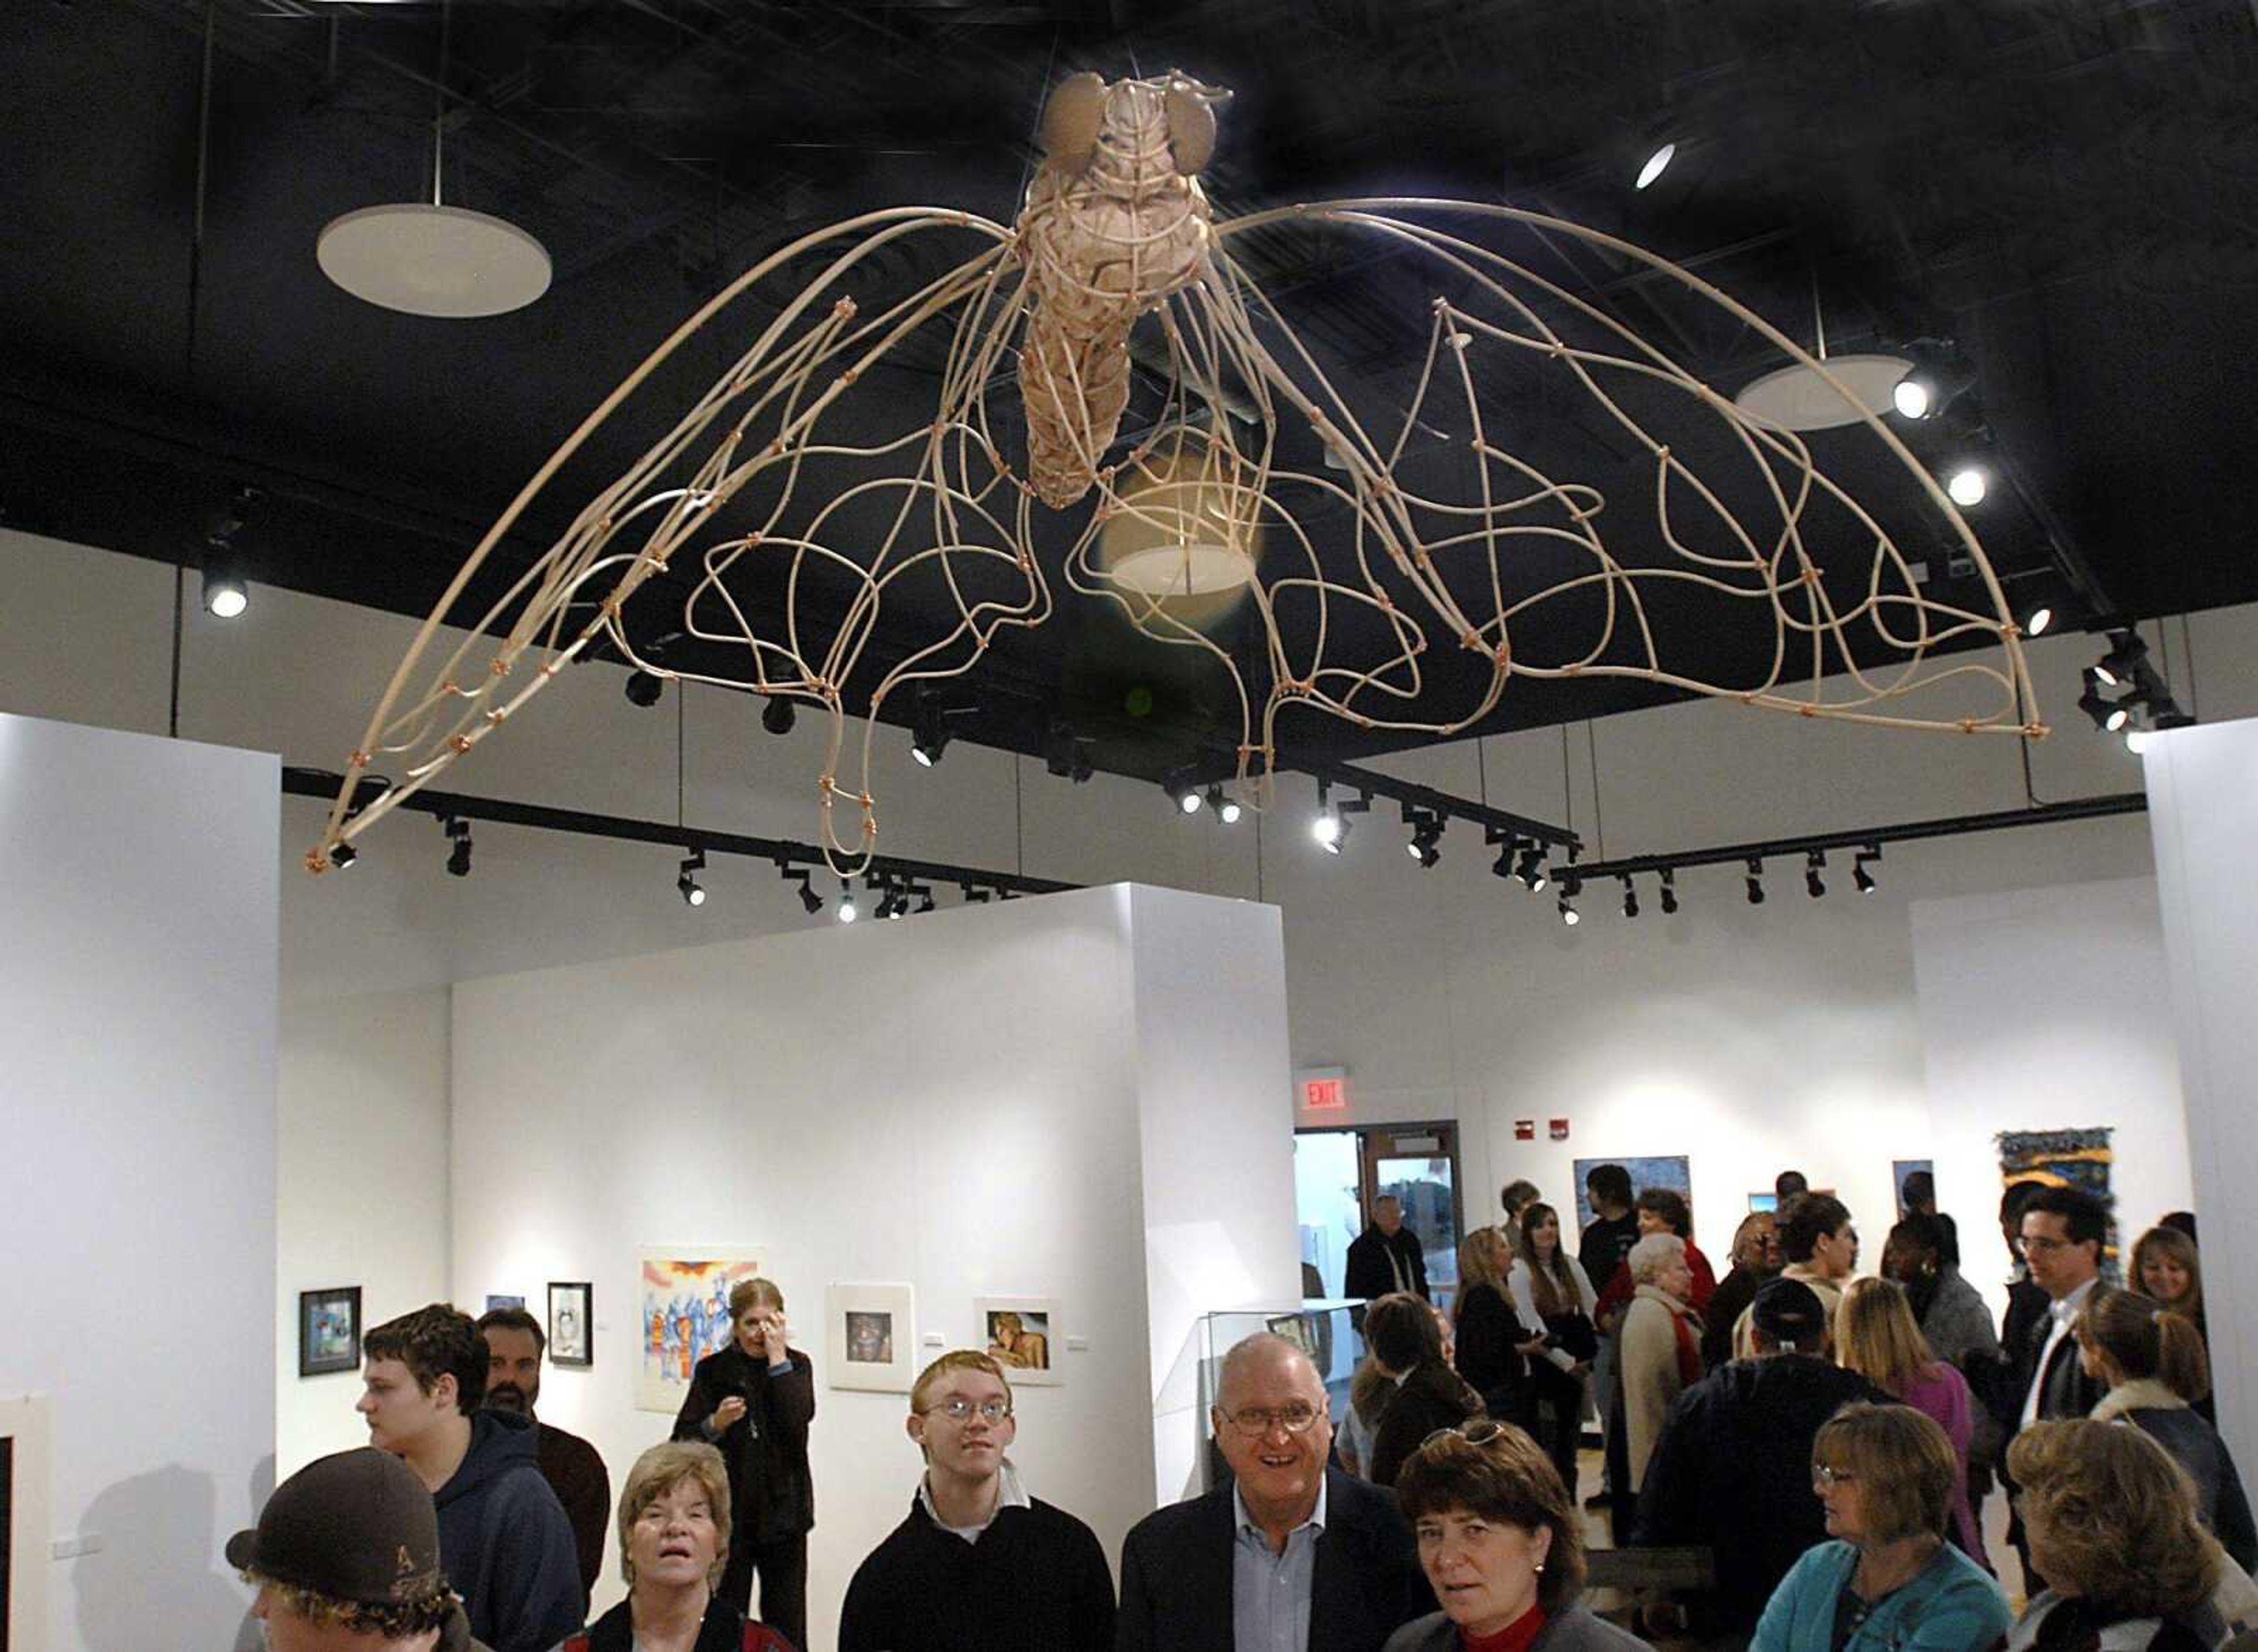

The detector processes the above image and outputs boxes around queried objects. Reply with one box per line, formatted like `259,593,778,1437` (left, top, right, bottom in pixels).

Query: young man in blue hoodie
360,1305,583,1652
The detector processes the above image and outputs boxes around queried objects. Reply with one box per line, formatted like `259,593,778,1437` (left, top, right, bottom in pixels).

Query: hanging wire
1586,720,1606,861
674,686,684,829
1477,736,1489,808
430,0,452,208
1559,725,1575,839
1014,754,1024,877
2182,614,2200,719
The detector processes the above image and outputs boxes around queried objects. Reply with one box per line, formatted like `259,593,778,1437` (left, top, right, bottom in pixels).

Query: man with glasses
1117,1332,1427,1652
838,1350,1113,1652
2001,1183,2109,1586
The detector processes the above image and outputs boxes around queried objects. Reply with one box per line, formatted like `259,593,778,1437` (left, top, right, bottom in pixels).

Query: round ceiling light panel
1733,353,1915,433
317,203,552,319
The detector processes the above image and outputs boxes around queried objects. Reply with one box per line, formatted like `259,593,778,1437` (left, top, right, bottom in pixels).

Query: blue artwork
1572,1155,1692,1232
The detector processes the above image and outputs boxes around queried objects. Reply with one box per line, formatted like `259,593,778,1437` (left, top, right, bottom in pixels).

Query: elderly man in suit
1117,1332,1429,1652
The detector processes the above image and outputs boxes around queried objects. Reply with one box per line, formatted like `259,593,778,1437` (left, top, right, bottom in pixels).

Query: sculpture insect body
312,71,2041,875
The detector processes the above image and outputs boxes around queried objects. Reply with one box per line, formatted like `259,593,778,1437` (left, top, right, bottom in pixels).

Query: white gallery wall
275,987,453,1473
0,712,279,1652
2145,718,2258,1474
447,884,1296,1650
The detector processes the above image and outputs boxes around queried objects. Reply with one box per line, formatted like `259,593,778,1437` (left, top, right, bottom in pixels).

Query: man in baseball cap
1633,1278,1885,1631
229,1447,491,1651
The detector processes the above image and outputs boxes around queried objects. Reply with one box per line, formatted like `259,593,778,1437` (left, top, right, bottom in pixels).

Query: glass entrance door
1362,1122,1462,1314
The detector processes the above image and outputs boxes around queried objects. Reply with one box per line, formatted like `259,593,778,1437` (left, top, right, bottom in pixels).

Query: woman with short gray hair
1609,1233,1703,1534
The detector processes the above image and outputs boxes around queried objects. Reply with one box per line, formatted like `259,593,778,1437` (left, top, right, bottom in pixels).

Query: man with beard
477,1306,611,1611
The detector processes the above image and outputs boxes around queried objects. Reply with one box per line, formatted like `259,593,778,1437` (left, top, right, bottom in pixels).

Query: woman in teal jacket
1753,1404,2012,1652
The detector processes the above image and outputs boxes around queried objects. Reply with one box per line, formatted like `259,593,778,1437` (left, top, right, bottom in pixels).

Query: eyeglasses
1812,1465,1858,1488
923,1397,1013,1424
2017,1235,2074,1255
1221,1402,1323,1437
1419,1419,1513,1453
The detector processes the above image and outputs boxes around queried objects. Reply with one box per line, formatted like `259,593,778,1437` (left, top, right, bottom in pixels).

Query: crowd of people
231,1168,2249,1652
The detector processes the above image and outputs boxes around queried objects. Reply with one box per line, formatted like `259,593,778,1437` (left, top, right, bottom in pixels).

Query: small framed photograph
977,1297,1062,1387
485,1293,525,1312
549,1282,593,1367
299,1286,363,1377
826,1283,916,1392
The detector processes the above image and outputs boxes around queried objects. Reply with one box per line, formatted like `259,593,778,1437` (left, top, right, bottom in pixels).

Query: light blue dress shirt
1232,1476,1330,1652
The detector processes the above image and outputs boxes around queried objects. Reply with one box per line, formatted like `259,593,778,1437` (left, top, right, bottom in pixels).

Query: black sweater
836,1491,1115,1652
672,1344,817,1543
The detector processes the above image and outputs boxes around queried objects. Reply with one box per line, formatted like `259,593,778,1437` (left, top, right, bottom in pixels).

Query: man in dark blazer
2001,1183,2109,1587
1344,1197,1429,1332
1117,1332,1429,1652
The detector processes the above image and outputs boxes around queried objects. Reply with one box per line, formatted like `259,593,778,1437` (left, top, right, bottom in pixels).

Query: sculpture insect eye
1164,80,1217,175
1038,72,1106,171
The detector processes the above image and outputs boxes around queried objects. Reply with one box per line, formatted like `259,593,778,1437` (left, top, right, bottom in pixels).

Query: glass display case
1191,1299,1362,1492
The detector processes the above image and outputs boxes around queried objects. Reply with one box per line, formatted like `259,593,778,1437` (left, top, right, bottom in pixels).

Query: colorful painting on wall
1997,1129,2113,1200
978,1297,1062,1387
635,1250,766,1413
1572,1155,1692,1231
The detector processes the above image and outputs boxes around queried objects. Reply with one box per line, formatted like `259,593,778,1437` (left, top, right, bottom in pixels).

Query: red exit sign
1298,1068,1350,1112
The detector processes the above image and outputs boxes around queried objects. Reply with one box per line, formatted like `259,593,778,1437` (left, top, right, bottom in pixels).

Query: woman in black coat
1453,1226,1528,1422
671,1278,815,1652
1366,1291,1485,1489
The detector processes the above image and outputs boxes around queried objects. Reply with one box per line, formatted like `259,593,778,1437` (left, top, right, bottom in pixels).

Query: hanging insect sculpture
310,69,2042,876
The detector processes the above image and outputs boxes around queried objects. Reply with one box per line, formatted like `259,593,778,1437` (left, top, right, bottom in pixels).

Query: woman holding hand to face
671,1279,814,1651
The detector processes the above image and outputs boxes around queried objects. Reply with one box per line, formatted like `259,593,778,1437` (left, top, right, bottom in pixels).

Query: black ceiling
4,0,2252,784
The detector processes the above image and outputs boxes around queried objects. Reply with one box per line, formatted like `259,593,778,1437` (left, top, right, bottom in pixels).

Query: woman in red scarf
1612,1233,1703,1537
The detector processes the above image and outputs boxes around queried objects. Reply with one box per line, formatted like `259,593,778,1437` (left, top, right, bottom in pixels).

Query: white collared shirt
916,1458,1030,1543
2022,1276,2099,1430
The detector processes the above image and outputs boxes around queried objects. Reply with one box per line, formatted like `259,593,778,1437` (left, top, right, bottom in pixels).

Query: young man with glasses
837,1350,1113,1652
1117,1332,1428,1652
2000,1183,2109,1587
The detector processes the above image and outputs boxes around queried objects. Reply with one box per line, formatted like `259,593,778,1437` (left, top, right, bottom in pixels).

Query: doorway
1295,1121,1465,1313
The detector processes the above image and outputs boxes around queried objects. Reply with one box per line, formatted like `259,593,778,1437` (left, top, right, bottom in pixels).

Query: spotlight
2105,700,2132,734
330,841,359,871
1208,787,1243,825
2077,668,2125,733
1805,850,1827,899
1659,867,1679,915
1491,836,1517,879
837,883,858,924
782,865,823,915
1516,845,1549,892
910,694,951,767
201,563,249,620
911,884,937,914
1621,878,1639,919
1745,858,1765,905
1890,342,1975,422
444,817,473,878
1044,721,1095,784
2025,605,2055,638
1853,845,1880,895
1311,781,1367,854
1945,463,1988,508
1634,141,1676,191
624,670,666,708
1164,768,1205,815
761,695,796,736
963,884,993,904
677,850,707,908
2095,630,2148,687
1405,809,1444,869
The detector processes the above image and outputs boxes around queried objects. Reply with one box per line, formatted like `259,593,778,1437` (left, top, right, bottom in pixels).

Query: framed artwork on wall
485,1293,525,1312
1748,1192,1779,1213
826,1283,917,1392
298,1286,363,1377
1,1394,53,1652
548,1282,592,1368
1892,1159,1935,1219
977,1297,1062,1387
636,1250,767,1414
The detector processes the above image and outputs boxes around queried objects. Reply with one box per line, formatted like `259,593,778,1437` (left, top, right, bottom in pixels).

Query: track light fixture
443,816,473,878
1944,462,1989,509
1889,342,1976,423
1162,767,1205,815
330,842,359,871
1621,877,1639,919
2024,604,2055,638
1517,845,1549,892
1745,858,1765,905
1044,721,1095,784
836,881,859,924
1311,781,1370,854
1805,850,1827,899
761,695,796,736
962,883,992,904
2093,630,2148,688
780,864,823,915
1853,844,1880,895
1634,139,1676,191
910,692,952,767
2077,668,2134,734
1559,871,1583,926
1204,785,1242,824
624,670,666,708
677,849,707,908
1404,807,1445,868
1659,867,1679,915
1489,833,1517,880
202,561,249,620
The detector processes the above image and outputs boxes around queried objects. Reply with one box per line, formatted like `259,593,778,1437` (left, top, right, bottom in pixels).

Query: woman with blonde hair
1454,1226,1527,1421
2007,1419,2227,1652
559,1441,795,1652
2075,1286,2256,1570
2131,1226,2207,1342
1835,1278,1985,1566
1753,1404,2009,1652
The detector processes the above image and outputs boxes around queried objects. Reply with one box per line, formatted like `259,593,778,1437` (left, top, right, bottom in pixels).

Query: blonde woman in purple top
1835,1278,1986,1568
